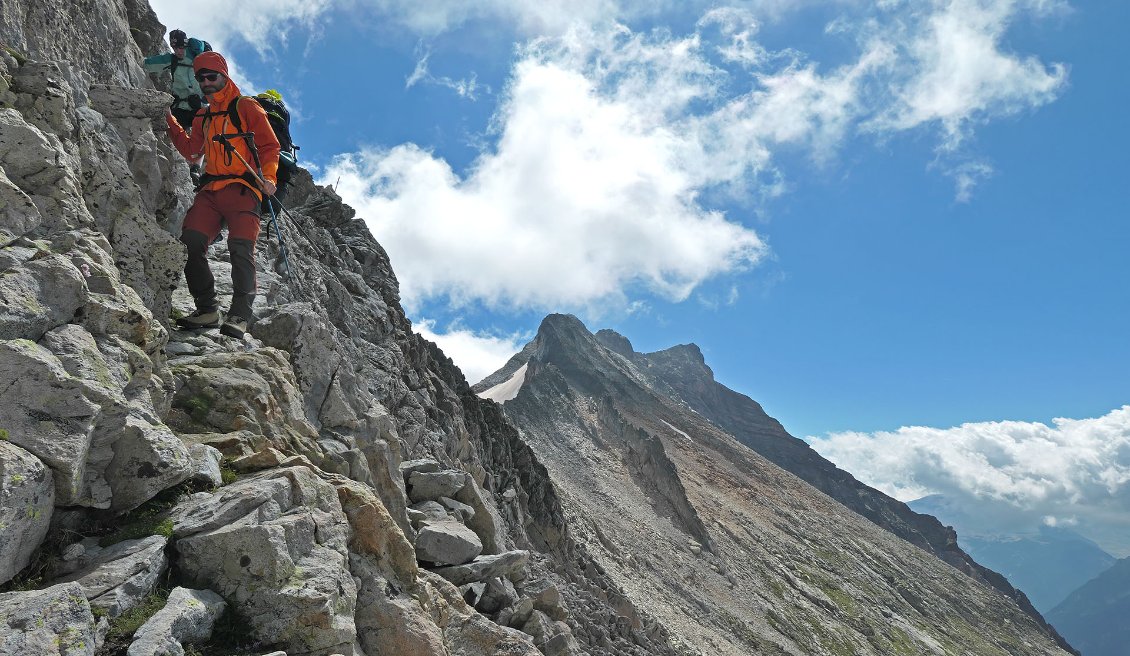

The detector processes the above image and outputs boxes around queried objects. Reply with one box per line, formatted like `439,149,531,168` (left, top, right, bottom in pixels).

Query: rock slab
126,587,226,656
0,582,97,655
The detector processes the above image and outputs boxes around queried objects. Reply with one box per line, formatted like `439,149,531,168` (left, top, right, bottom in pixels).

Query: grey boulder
126,587,226,656
0,441,54,584
415,519,483,566
54,535,168,618
0,582,96,655
407,469,467,503
431,550,530,587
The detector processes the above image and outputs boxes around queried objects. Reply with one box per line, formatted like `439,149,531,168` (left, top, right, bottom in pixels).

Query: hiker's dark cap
169,29,187,48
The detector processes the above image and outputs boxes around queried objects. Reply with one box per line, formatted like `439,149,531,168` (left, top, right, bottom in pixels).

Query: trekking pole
212,133,326,258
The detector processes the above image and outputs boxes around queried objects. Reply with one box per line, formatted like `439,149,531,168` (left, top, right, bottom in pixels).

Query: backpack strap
227,97,264,173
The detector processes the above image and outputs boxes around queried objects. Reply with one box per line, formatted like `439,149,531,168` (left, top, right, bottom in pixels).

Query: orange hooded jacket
167,78,280,200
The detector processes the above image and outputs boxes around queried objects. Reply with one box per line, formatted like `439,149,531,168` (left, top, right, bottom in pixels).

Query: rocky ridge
475,314,1077,655
1045,557,1130,656
0,3,674,655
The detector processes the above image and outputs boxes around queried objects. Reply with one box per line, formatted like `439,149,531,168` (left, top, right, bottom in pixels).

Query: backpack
186,37,212,59
210,92,299,192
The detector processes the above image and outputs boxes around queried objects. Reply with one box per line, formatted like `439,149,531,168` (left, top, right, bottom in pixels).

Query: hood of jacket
206,78,242,111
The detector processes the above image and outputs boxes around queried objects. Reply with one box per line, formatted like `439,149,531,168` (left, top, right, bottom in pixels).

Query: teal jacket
143,52,204,112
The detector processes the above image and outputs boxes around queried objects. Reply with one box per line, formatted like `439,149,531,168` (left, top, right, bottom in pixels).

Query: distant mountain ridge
1046,557,1130,656
474,314,1076,655
909,495,1117,613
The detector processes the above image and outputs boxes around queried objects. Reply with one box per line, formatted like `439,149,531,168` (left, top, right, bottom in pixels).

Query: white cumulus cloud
322,29,776,311
877,0,1067,144
319,0,1067,311
809,407,1130,551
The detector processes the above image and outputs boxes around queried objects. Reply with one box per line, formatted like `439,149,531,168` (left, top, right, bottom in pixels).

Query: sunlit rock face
0,2,677,655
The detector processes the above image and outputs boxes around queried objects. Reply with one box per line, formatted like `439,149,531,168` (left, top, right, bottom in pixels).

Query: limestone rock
453,476,509,555
177,512,358,655
174,466,360,654
125,587,226,656
351,554,447,656
401,458,441,477
229,447,287,473
408,469,467,503
0,165,40,246
0,339,98,505
409,501,447,526
187,444,223,487
332,476,418,584
416,519,484,566
475,577,520,615
0,582,97,656
0,107,91,233
522,578,568,621
0,253,87,341
54,535,168,618
37,322,187,511
432,550,530,587
422,571,541,656
102,411,192,512
0,441,54,584
170,474,293,538
87,85,170,120
439,496,475,521
250,304,344,425
166,349,322,462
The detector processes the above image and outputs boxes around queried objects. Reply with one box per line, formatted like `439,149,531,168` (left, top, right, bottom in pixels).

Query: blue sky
150,0,1129,553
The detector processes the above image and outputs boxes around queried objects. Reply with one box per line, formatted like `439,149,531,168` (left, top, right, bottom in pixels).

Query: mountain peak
655,342,705,365
594,329,634,357
536,313,587,335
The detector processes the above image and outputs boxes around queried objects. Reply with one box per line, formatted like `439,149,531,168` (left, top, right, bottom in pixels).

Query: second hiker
165,51,280,339
143,29,207,131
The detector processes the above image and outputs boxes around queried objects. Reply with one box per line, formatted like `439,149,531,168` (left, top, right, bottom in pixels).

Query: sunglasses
195,72,222,83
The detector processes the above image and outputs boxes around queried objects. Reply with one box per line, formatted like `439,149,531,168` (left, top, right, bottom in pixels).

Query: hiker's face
172,45,186,57
197,72,227,95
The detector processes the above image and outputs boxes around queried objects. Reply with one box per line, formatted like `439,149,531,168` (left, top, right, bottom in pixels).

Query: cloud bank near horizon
809,406,1130,548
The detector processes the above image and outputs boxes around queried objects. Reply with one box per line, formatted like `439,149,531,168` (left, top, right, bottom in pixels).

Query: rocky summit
474,314,1078,655
0,2,1077,656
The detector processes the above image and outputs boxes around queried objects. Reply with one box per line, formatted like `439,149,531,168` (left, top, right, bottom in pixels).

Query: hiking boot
175,308,220,329
220,314,248,339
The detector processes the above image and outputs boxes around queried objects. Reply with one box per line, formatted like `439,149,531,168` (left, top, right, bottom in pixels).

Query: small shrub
99,516,174,548
107,590,169,639
0,43,27,66
0,428,9,440
220,462,239,486
98,484,188,547
183,395,212,422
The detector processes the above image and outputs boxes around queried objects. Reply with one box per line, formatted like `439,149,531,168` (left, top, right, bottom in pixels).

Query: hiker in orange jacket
165,51,280,339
